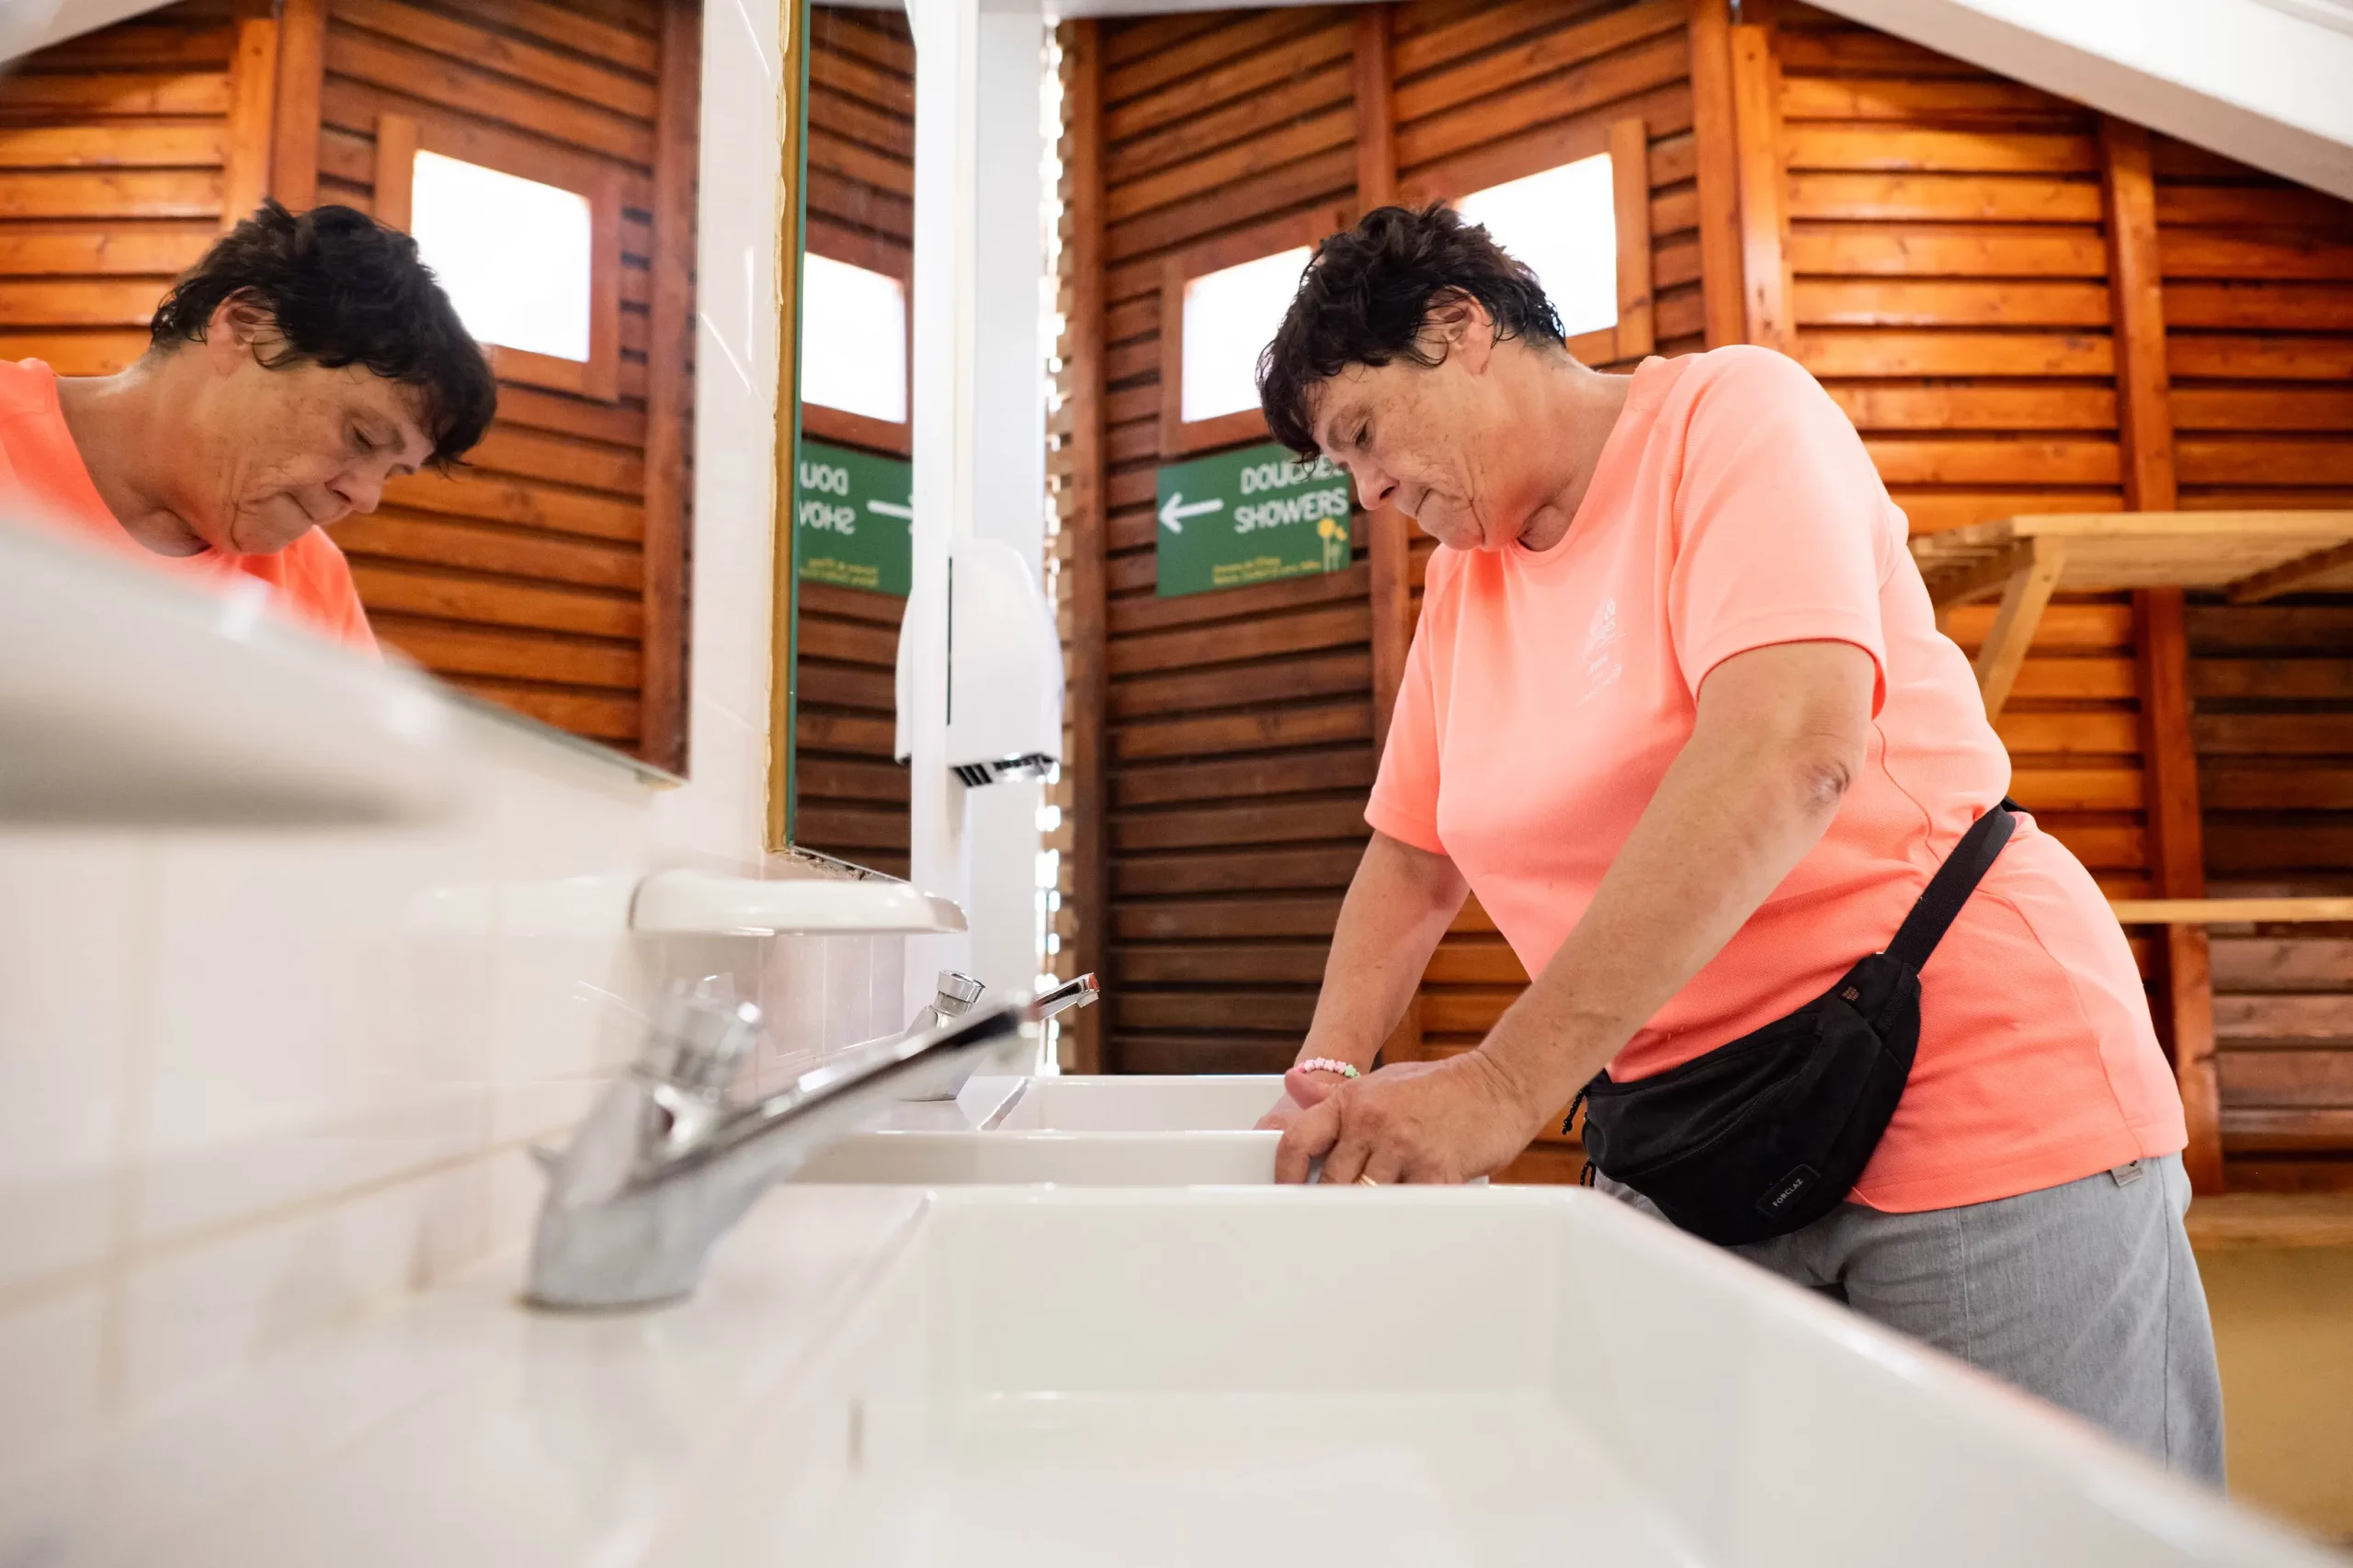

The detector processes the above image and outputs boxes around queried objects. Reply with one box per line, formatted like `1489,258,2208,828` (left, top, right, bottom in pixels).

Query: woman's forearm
1477,642,1876,1123
1294,831,1468,1070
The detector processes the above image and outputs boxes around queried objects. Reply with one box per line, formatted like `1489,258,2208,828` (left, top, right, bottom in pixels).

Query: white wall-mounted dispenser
894,536,1062,788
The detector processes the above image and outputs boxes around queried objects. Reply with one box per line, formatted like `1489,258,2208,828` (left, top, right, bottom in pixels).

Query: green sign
795,438,912,595
1155,443,1352,597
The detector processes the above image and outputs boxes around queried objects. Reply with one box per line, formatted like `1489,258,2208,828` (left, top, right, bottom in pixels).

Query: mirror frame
767,0,813,853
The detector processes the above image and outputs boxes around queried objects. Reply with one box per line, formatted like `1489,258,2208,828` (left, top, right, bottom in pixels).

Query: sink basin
981,1074,1287,1131
790,1074,1289,1185
647,1187,2331,1568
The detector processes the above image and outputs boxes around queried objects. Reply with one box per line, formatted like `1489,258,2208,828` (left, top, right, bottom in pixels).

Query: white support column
965,0,1049,1002
906,0,978,1011
905,0,1050,1010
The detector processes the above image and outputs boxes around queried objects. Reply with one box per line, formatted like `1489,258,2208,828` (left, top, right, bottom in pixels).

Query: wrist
1291,1056,1361,1081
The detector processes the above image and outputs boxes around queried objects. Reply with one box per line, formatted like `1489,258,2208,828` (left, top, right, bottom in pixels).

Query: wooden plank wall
2160,136,2353,1189
1053,0,2353,1187
790,6,915,877
0,2,257,379
304,0,695,767
1085,6,1376,1074
0,0,699,773
1769,4,2149,908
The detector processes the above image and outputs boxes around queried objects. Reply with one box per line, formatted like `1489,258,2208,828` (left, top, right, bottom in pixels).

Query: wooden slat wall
1081,6,1373,1074
791,5,914,877
305,0,692,767
0,0,245,373
0,0,699,770
1772,2,2150,905
2160,132,2353,1187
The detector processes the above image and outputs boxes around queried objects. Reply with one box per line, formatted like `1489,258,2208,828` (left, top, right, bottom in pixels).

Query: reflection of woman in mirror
0,200,496,653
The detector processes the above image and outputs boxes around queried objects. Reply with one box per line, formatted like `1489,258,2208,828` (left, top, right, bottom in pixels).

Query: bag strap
1883,800,2018,972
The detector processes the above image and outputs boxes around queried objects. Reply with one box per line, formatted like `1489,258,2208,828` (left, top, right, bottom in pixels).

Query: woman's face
1305,304,1538,552
176,310,435,556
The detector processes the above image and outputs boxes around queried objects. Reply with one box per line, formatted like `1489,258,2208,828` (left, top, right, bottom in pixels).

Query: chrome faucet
912,969,987,1032
525,973,1099,1311
902,969,1097,1098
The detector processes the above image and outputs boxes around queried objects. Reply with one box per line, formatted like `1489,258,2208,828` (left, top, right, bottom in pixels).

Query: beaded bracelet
1294,1057,1361,1080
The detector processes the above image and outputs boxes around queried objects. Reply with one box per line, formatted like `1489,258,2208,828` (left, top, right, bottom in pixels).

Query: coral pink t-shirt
0,358,378,654
1368,347,2184,1211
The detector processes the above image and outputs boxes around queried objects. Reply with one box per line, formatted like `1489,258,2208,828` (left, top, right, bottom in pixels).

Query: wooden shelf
1910,510,2353,718
2110,898,2353,925
2184,1193,2353,1250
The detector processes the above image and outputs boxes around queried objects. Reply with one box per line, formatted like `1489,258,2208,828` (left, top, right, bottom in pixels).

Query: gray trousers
1601,1154,2225,1483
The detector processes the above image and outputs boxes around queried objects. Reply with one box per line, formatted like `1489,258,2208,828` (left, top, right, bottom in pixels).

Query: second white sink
791,1074,1288,1185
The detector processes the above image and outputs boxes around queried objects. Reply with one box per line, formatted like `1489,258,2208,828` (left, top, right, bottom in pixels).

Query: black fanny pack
1576,802,2018,1247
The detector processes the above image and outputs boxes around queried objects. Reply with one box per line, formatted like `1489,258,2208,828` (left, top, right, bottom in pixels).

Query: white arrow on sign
866,500,914,519
1158,491,1223,534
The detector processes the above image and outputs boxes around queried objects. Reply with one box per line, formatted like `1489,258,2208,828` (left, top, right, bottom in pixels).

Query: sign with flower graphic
1153,442,1354,597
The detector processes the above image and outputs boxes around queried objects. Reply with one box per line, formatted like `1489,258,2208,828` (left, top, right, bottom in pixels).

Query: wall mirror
0,0,700,778
772,0,915,870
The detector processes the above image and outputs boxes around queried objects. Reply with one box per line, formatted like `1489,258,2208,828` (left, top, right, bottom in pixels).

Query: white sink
981,1074,1288,1131
790,1074,1289,1185
644,1187,2332,1568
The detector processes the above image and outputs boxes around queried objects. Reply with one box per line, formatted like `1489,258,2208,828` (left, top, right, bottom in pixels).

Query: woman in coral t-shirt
0,201,497,653
1252,205,2221,1480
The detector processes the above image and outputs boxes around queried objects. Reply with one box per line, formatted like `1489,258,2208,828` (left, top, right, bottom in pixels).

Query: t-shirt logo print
1575,593,1624,704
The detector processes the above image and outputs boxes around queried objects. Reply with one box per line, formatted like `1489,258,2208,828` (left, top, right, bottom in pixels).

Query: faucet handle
933,970,984,1018
642,983,762,1095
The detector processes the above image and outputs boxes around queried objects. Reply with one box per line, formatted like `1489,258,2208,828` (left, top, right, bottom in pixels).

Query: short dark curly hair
1257,203,1566,459
149,200,496,468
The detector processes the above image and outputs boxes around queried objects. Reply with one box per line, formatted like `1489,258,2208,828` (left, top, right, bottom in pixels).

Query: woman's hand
1273,1053,1544,1185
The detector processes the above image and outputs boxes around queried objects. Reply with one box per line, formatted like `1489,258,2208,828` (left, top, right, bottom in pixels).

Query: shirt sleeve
1363,568,1447,856
1666,347,1894,713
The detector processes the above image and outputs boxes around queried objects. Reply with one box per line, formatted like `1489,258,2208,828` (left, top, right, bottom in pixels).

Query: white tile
647,705,765,865
131,825,494,1245
490,928,642,1089
119,1161,489,1422
0,1282,108,1487
0,835,146,1289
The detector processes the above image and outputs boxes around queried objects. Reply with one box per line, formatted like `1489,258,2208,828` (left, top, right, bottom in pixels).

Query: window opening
408,151,594,363
801,253,909,425
1455,153,1618,339
1178,244,1310,425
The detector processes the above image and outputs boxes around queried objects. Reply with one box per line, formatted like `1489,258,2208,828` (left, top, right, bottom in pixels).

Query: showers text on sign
1235,486,1349,534
800,460,856,533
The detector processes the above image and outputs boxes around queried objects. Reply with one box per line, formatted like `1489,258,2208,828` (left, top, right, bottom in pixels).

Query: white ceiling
0,0,176,61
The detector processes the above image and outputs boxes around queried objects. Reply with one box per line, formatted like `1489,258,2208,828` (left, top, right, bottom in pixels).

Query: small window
801,253,908,426
1178,245,1309,424
410,152,594,363
1455,153,1619,339
372,112,621,401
